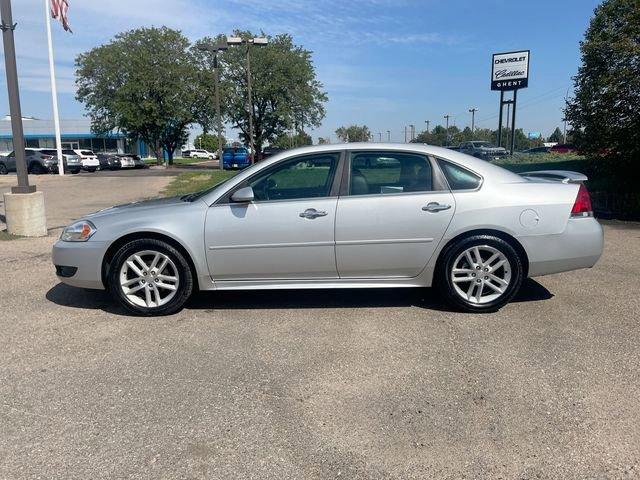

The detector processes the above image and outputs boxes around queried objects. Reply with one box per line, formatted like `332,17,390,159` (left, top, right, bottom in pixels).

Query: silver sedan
52,143,603,315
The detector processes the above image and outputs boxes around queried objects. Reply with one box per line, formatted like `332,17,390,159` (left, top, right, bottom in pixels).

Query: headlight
60,220,97,242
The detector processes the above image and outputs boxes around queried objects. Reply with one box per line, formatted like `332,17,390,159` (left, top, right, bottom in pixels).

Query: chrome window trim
215,150,345,206
432,156,484,193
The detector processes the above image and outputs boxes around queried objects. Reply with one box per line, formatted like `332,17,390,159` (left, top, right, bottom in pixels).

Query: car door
205,151,343,281
335,150,455,278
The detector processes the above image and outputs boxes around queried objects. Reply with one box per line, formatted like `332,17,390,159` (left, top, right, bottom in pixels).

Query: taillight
571,183,593,217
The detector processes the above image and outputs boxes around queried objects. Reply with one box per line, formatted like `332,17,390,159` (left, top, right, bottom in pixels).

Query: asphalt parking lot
1,171,639,478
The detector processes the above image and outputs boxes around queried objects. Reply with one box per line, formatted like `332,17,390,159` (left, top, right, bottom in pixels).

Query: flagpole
44,0,64,176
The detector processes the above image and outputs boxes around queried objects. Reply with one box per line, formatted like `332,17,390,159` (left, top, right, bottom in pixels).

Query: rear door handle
422,202,451,212
299,208,328,219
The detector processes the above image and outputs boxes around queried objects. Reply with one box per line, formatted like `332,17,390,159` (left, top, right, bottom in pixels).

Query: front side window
437,158,482,190
349,151,432,196
248,153,339,201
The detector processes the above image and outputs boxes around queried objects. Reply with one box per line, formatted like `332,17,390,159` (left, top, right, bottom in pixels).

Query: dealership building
0,117,147,156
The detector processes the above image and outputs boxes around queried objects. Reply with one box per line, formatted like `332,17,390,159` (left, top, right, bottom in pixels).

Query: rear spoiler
519,170,588,184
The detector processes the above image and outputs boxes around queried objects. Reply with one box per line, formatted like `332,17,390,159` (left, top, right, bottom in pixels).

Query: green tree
193,132,221,152
335,125,371,142
218,31,327,156
548,127,564,143
318,137,330,145
272,131,312,148
75,27,198,164
565,0,640,160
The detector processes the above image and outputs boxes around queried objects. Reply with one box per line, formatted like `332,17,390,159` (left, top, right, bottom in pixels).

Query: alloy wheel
450,245,512,305
118,250,180,308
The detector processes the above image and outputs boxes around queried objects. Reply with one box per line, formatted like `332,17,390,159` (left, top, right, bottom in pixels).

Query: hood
84,195,187,219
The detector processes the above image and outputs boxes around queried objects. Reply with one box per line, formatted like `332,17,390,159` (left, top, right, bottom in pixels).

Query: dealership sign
491,50,530,91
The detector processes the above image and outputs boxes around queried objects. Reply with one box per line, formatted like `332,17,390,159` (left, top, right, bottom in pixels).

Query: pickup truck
459,141,509,161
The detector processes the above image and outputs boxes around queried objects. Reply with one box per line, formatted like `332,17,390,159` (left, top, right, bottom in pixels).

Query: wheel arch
101,231,199,290
435,228,529,278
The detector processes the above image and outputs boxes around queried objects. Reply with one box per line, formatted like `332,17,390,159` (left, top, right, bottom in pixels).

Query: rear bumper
521,217,604,277
52,239,108,289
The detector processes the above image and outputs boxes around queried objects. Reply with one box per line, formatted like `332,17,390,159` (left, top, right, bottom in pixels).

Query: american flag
50,0,72,33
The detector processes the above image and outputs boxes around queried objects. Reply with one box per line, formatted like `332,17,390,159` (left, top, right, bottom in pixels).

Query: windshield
473,142,496,148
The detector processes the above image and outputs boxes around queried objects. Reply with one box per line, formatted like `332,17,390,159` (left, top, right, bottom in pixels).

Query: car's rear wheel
28,162,46,174
0,162,7,175
107,239,194,316
436,235,523,313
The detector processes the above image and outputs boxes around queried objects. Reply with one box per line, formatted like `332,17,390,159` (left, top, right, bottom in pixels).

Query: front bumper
52,239,109,289
521,217,604,277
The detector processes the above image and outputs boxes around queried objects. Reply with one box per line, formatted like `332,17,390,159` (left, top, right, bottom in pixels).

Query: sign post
491,50,529,155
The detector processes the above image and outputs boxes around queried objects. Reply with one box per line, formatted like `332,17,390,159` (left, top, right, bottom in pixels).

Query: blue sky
0,0,600,143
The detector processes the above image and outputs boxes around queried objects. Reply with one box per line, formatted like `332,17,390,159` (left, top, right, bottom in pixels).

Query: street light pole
228,36,267,163
387,130,390,142
1,0,34,194
444,114,451,144
424,120,430,133
197,42,228,170
409,124,415,142
468,108,477,138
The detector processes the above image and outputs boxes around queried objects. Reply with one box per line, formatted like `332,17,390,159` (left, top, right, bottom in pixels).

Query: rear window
80,150,94,155
437,159,482,190
62,149,76,155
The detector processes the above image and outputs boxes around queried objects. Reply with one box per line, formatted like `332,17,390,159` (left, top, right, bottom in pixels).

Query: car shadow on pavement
46,278,552,316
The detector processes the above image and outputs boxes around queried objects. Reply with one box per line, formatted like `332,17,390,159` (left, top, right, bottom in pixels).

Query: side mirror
231,186,254,203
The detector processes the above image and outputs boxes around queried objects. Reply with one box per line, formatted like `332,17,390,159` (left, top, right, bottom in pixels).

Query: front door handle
299,208,328,219
422,202,451,212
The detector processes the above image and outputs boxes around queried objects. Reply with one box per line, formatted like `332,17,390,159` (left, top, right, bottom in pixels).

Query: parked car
0,148,72,174
97,153,122,170
261,146,285,160
130,154,147,168
521,146,551,154
182,149,215,159
459,141,509,161
40,149,82,174
73,149,100,172
110,154,133,168
53,143,603,316
550,144,577,154
222,146,251,169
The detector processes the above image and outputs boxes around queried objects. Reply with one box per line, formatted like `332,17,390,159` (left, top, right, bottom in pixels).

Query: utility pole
468,108,477,138
424,120,430,133
409,124,415,142
387,130,390,142
404,126,407,143
377,132,382,142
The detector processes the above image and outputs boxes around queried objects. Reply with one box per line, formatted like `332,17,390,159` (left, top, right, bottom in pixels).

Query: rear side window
437,159,482,190
349,151,432,196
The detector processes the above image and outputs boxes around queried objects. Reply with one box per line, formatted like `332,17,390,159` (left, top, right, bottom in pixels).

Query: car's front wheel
0,162,7,175
436,235,523,313
107,238,194,316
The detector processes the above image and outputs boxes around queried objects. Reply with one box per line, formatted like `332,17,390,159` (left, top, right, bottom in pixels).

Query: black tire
87,168,97,173
0,162,7,175
28,162,46,174
436,235,524,313
107,238,194,316
70,169,80,174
